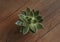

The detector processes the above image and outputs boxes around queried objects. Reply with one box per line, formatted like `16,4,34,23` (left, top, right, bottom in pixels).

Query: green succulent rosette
15,8,43,35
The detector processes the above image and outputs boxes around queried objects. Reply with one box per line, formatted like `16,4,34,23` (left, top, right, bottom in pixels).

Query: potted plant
15,8,43,35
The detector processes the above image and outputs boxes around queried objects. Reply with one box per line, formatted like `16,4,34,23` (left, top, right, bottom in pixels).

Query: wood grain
37,24,60,42
0,0,60,42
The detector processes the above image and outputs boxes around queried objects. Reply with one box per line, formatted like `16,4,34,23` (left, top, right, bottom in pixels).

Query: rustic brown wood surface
0,0,60,42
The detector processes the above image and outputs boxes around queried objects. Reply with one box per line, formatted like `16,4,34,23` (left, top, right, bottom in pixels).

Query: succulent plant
15,8,43,35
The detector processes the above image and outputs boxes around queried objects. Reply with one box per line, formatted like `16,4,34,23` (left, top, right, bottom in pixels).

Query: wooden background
0,0,60,42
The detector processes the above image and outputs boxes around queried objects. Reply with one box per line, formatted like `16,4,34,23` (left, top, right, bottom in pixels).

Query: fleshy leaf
26,8,30,13
34,10,39,16
21,26,29,35
18,14,27,22
15,20,23,26
30,11,34,16
29,23,37,33
19,14,25,19
37,24,43,29
21,11,26,15
36,16,43,23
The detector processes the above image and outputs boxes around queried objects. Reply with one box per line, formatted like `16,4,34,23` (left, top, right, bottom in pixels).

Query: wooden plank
0,0,29,22
0,0,60,42
37,24,60,42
